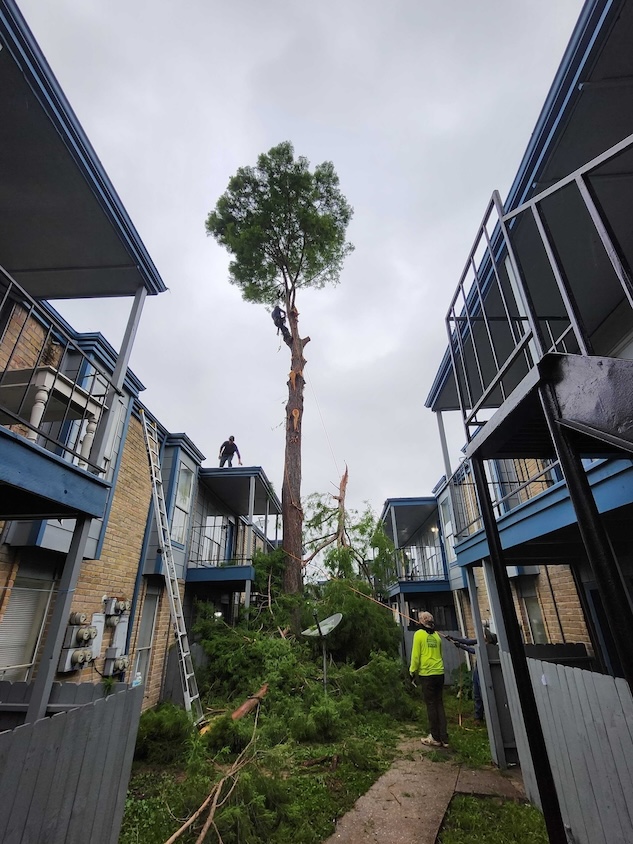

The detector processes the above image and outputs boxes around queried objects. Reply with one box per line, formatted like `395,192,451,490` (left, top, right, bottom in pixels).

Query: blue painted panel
386,579,450,599
186,565,255,584
0,428,109,518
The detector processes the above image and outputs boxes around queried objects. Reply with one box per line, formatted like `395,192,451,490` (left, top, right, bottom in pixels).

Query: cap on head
229,436,234,441
418,611,434,627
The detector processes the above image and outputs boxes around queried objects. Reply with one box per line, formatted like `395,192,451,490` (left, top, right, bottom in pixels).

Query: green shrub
334,653,417,719
134,703,194,765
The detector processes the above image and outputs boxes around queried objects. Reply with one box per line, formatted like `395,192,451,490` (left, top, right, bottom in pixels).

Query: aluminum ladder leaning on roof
140,409,204,723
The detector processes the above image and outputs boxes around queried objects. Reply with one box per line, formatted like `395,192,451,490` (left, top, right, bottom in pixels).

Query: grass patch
438,795,548,844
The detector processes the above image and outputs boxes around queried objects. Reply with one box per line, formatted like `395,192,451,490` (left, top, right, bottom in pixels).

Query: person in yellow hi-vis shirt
409,611,449,748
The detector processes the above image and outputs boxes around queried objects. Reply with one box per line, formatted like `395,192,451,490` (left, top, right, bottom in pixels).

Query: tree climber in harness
271,305,292,345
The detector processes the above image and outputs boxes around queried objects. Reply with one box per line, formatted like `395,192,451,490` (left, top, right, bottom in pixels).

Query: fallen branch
231,683,269,721
164,708,260,844
301,754,340,770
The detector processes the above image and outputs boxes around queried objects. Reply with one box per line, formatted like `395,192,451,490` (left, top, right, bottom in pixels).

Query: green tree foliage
303,495,396,591
312,578,401,667
206,142,354,595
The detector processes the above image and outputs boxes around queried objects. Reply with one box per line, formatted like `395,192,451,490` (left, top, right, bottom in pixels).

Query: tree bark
282,305,309,593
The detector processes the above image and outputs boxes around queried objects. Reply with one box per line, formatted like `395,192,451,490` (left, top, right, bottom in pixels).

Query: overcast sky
17,0,583,517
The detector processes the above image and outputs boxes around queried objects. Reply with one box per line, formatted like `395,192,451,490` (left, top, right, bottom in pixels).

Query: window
519,579,548,644
171,463,194,545
0,576,55,681
439,496,456,563
133,586,160,683
199,515,228,566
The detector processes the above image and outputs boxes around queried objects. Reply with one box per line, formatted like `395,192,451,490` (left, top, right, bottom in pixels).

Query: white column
27,386,49,441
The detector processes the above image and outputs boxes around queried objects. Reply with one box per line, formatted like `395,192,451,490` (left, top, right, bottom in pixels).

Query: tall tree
206,142,353,593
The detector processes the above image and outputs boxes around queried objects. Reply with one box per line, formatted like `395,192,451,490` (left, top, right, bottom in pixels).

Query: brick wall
462,563,590,647
63,414,159,701
537,564,590,645
0,304,63,372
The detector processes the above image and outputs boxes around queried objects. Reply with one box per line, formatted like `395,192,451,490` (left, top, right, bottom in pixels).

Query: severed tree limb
302,467,349,568
164,710,260,844
231,683,269,721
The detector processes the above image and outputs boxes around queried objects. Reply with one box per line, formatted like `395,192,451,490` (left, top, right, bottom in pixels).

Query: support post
471,456,567,844
466,565,506,769
90,284,147,468
539,383,633,691
25,517,92,722
246,475,256,562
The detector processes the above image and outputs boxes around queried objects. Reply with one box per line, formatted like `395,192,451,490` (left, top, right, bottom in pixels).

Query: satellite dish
301,612,343,694
301,612,343,638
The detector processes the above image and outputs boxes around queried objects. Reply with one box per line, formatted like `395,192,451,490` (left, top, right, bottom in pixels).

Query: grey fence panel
614,678,633,785
526,661,573,831
506,657,633,844
0,719,34,841
89,690,129,844
22,711,68,844
41,703,94,844
499,649,539,805
0,684,143,844
584,670,631,842
4,718,50,844
573,666,627,843
66,697,110,844
553,663,601,843
108,685,144,844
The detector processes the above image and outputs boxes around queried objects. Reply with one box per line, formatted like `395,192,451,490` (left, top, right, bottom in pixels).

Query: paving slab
323,738,526,844
455,766,525,800
323,745,458,844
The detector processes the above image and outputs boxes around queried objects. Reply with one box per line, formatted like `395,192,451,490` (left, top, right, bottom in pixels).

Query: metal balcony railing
0,269,115,471
188,520,277,570
447,130,633,441
448,457,560,543
387,546,447,586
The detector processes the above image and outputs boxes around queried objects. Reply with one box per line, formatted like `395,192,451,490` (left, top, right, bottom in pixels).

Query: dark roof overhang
198,467,282,517
380,497,438,548
0,0,167,299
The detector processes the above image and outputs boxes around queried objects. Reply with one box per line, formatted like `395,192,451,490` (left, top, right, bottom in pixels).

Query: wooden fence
0,683,143,844
500,650,633,844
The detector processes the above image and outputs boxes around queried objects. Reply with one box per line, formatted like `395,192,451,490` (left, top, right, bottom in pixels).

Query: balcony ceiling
198,467,281,517
382,498,438,548
464,353,633,461
0,2,166,299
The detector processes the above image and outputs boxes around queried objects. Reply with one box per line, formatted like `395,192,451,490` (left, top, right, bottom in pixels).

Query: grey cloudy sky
18,0,582,515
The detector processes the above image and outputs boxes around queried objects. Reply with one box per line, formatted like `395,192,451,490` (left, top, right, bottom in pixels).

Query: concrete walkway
323,738,525,844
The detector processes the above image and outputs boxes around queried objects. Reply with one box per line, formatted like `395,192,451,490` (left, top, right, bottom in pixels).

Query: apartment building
424,1,633,841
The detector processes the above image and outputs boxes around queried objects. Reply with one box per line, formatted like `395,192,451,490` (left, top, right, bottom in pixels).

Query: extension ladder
140,410,204,723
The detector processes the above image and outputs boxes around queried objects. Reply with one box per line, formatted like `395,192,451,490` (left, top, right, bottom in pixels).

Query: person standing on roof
410,611,449,748
218,436,242,468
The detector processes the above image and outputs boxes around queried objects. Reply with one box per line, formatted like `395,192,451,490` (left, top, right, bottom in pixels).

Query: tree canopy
205,141,354,307
206,142,354,597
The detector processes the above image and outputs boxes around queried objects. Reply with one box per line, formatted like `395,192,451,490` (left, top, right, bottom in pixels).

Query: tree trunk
281,305,309,593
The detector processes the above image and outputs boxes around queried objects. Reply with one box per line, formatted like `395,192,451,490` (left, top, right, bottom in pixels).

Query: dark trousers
419,674,448,743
